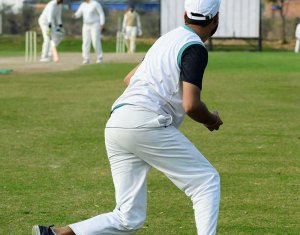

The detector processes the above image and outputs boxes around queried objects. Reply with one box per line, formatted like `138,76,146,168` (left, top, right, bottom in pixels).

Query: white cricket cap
185,0,221,21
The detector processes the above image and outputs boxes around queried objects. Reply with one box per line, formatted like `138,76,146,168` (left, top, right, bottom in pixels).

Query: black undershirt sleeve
179,44,208,90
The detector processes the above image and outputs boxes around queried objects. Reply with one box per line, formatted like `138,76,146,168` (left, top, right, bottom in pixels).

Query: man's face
210,23,219,37
210,13,219,37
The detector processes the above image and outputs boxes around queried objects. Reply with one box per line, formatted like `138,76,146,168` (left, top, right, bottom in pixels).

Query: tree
0,3,36,34
267,0,288,44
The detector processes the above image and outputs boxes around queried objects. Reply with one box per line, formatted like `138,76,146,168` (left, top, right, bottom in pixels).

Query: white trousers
295,39,300,53
39,23,63,59
82,23,103,62
124,26,137,53
69,106,220,235
39,23,53,59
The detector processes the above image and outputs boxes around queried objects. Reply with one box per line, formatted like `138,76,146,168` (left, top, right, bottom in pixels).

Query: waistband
110,103,134,116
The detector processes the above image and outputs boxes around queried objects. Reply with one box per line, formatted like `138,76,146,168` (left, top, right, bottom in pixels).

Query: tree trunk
280,0,287,44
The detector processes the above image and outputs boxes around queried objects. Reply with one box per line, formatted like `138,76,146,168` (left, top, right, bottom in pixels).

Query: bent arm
56,5,62,26
74,4,83,18
182,82,223,131
136,13,141,30
124,63,140,87
182,82,215,124
97,3,105,26
122,13,127,30
47,4,55,26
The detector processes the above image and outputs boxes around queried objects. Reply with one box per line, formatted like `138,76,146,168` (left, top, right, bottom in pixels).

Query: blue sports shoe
32,225,56,235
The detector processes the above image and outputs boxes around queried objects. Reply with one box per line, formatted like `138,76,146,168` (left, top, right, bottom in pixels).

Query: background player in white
295,23,300,53
32,0,223,234
122,4,142,53
74,0,105,64
38,0,64,62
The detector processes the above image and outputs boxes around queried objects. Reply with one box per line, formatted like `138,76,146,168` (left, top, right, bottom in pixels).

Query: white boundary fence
160,0,262,49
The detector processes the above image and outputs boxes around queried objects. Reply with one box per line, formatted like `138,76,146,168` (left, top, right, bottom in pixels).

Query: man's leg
124,126,220,235
107,106,220,234
40,24,51,61
62,127,151,235
129,27,137,53
49,30,63,62
53,226,74,235
295,39,300,53
82,24,91,64
90,23,103,63
124,27,131,53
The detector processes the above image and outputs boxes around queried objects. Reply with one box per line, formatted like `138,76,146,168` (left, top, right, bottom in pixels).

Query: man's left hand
138,29,143,36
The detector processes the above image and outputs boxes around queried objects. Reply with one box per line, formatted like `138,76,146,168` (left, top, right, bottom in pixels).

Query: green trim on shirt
183,25,196,34
177,41,204,68
111,103,133,114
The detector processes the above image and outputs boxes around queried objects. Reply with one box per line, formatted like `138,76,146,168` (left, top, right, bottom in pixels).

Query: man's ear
184,12,188,22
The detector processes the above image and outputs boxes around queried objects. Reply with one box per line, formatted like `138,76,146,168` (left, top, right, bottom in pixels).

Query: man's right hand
204,111,223,131
182,82,223,131
138,28,143,36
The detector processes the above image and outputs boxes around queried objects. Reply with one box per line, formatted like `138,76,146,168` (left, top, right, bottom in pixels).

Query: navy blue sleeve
179,44,208,90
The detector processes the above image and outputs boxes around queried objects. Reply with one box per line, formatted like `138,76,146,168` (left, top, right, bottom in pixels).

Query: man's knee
116,210,146,232
207,169,220,189
194,169,220,194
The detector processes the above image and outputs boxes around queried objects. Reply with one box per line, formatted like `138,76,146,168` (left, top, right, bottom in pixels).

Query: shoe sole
32,225,41,235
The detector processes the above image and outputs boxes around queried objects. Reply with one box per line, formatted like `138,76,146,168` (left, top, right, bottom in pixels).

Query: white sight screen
161,0,261,38
160,0,185,36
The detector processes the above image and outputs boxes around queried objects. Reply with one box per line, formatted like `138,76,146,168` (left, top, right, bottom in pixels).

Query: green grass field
0,52,299,234
0,35,153,57
0,34,293,58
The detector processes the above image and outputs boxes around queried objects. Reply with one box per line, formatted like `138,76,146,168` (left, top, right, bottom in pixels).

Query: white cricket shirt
75,0,105,26
112,26,205,128
38,0,62,26
122,11,141,28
